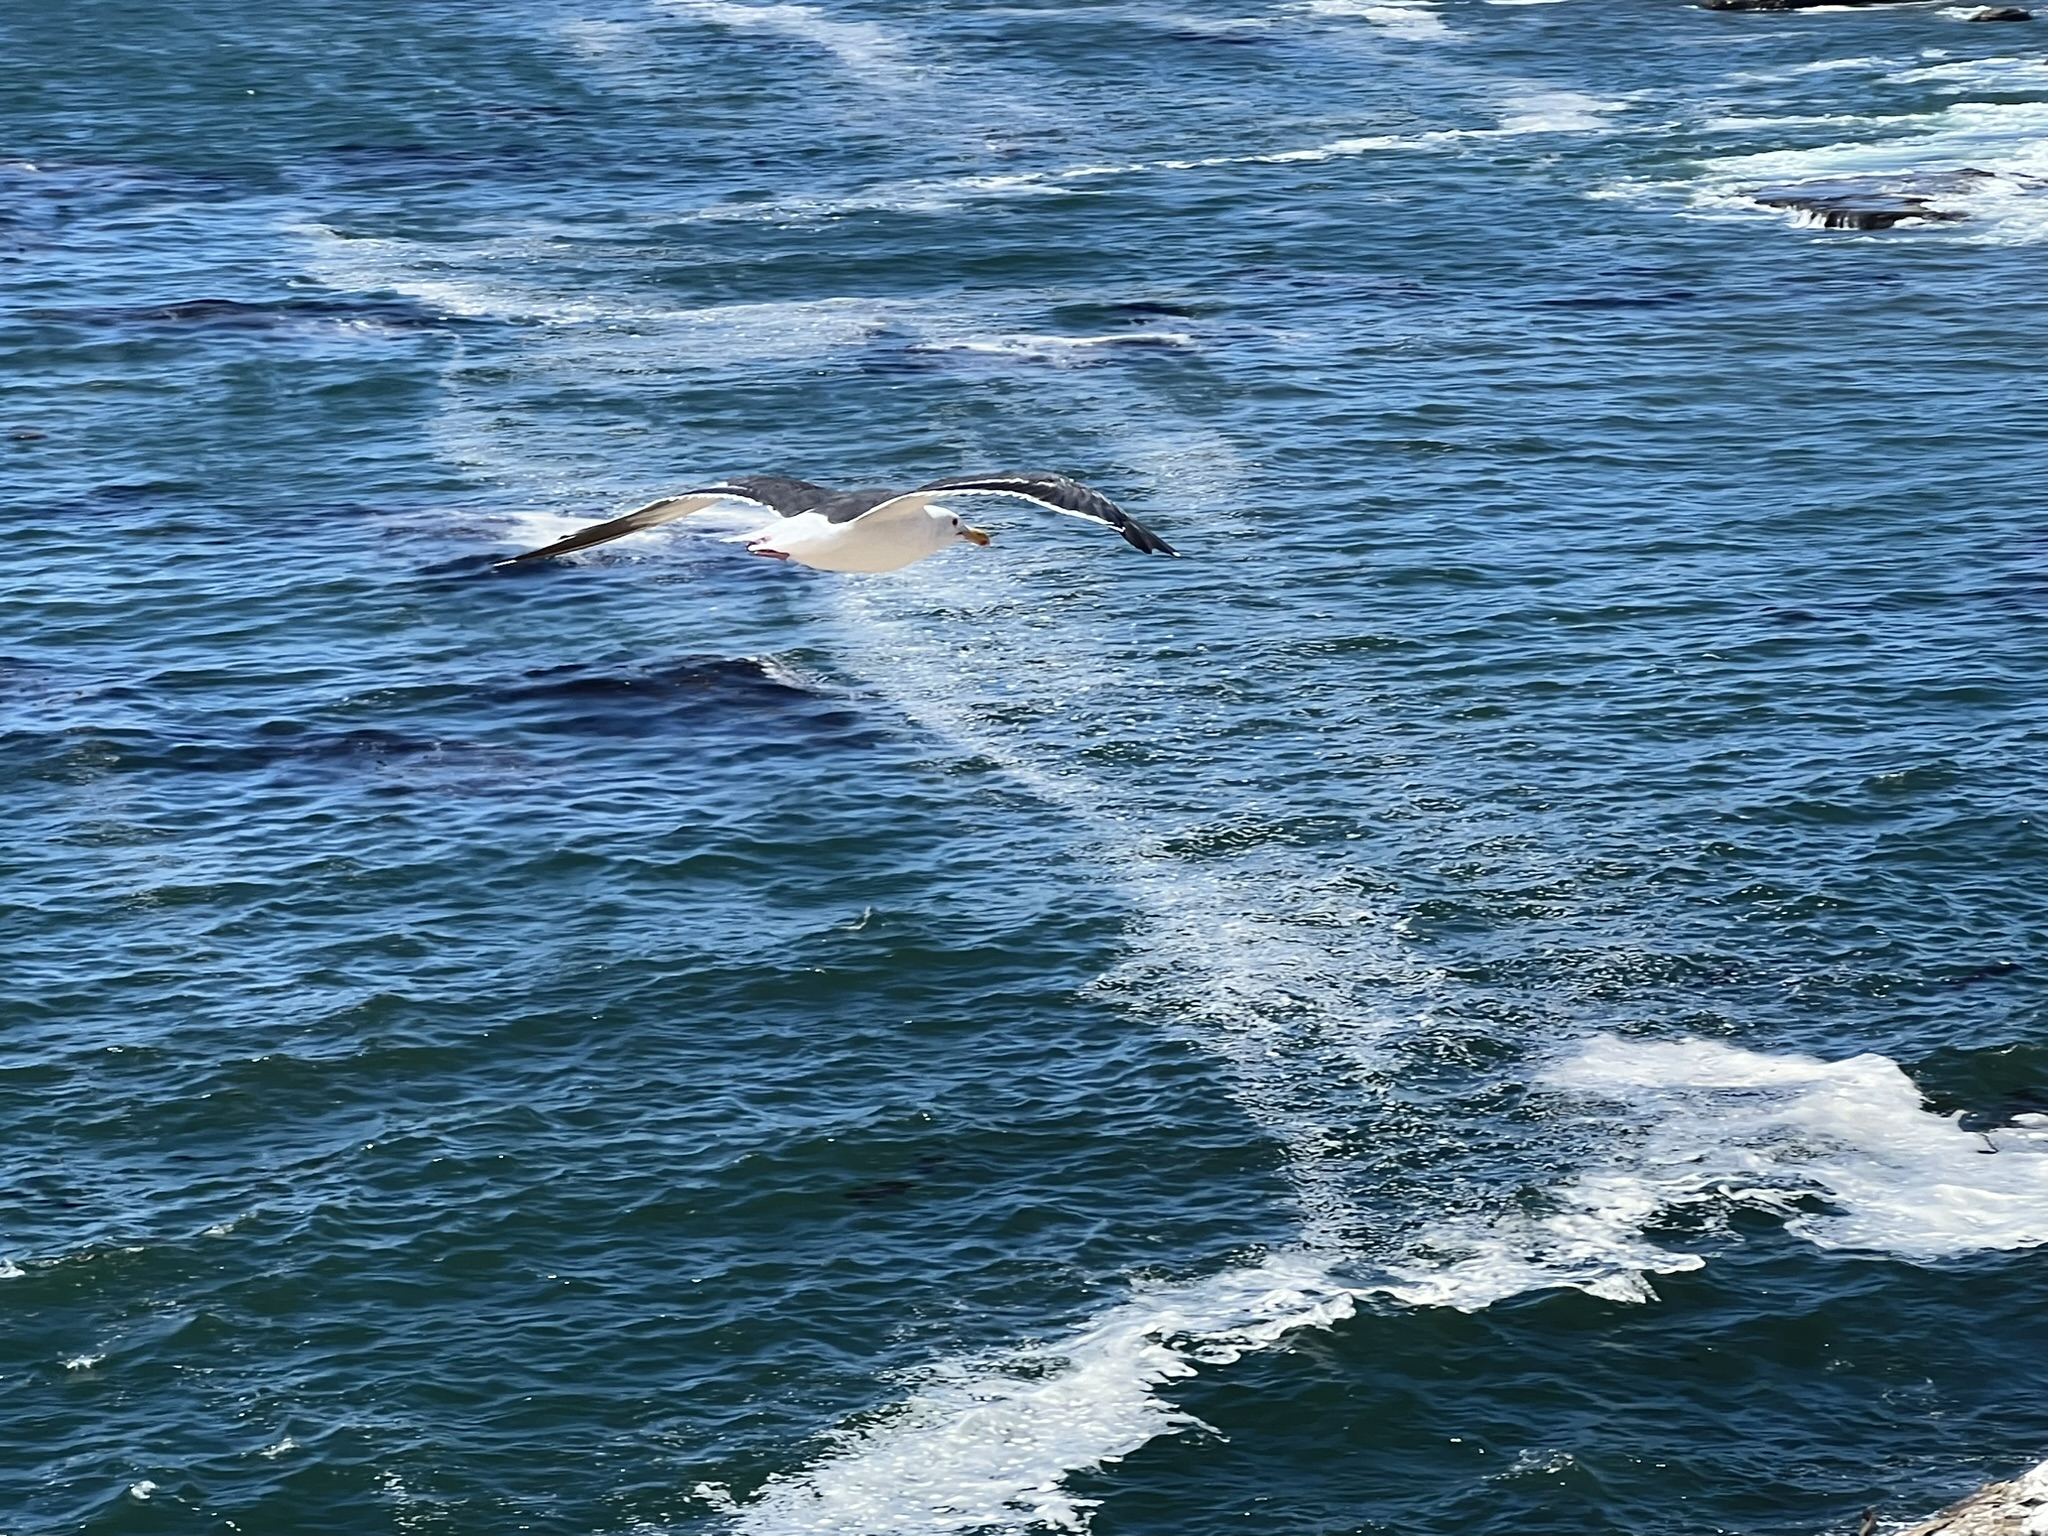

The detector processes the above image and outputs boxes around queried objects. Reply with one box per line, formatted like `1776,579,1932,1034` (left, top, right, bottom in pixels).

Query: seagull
496,471,1176,573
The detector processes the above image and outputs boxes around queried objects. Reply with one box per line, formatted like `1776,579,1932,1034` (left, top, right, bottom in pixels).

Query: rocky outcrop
1751,170,1991,229
1703,0,2029,11
1701,0,1918,11
1899,1458,2048,1536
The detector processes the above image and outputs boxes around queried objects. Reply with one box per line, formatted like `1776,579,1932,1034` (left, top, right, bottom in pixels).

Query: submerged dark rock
1752,170,1991,230
1943,959,2024,988
1701,0,1918,10
21,295,471,333
483,656,867,741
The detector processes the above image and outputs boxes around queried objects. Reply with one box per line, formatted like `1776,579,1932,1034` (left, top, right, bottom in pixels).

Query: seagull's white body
743,495,963,573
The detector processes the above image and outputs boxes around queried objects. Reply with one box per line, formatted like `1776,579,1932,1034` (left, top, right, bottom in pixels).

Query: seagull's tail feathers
493,489,744,567
910,472,1178,556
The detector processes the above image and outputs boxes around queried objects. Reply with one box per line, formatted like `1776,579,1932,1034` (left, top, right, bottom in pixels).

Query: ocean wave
1298,0,1455,41
906,332,1197,363
1493,89,1629,135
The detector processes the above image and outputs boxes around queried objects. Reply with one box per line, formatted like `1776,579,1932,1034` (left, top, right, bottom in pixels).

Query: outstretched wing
902,472,1177,555
494,478,825,566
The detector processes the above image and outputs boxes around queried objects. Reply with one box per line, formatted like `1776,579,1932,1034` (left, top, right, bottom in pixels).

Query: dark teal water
7,2,2048,1533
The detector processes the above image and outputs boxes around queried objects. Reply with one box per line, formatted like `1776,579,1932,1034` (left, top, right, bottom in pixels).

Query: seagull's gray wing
494,480,809,566
905,472,1177,555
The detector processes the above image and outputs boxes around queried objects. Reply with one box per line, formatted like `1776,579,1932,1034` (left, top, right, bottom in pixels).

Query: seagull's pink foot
747,544,792,561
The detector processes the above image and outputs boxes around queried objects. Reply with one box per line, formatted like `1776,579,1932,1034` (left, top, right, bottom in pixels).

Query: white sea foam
1385,1181,1708,1312
1701,112,1890,133
726,1254,1357,1536
655,0,904,73
683,132,1435,222
1700,103,2048,184
301,225,909,347
1300,0,1454,40
908,332,1196,362
291,226,608,324
1724,55,1906,85
1540,1035,2048,1259
1390,1033,2048,1313
1494,90,1627,135
1895,56,2048,88
1149,12,1279,38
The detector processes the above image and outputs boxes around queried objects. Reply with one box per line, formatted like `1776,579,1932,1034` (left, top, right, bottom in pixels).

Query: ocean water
6,0,2048,1532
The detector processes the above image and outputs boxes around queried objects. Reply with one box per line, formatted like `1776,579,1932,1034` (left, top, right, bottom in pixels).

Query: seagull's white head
944,511,991,548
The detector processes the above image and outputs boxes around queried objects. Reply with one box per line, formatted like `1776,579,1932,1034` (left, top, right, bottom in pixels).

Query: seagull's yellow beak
960,525,992,547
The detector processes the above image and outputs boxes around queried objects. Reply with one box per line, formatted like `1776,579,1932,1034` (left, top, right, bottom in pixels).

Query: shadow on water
0,657,869,786
481,656,865,740
18,296,487,335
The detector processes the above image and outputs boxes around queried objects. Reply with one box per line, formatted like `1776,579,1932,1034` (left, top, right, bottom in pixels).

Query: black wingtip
1123,522,1178,556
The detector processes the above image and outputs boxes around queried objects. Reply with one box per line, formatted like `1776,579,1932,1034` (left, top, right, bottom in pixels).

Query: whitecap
1892,56,2048,88
1380,1033,2048,1313
678,133,1436,222
1540,1034,2048,1259
908,332,1196,362
1248,133,1410,162
1493,89,1627,135
730,1255,1358,1536
1299,0,1454,40
1724,55,1907,86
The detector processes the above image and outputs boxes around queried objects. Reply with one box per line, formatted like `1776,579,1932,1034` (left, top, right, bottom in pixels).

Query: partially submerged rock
1963,5,2032,18
1899,1457,2048,1536
1701,0,1919,11
1750,170,1991,230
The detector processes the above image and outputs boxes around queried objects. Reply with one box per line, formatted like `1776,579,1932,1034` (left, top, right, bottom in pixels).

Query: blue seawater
5,2,2048,1532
